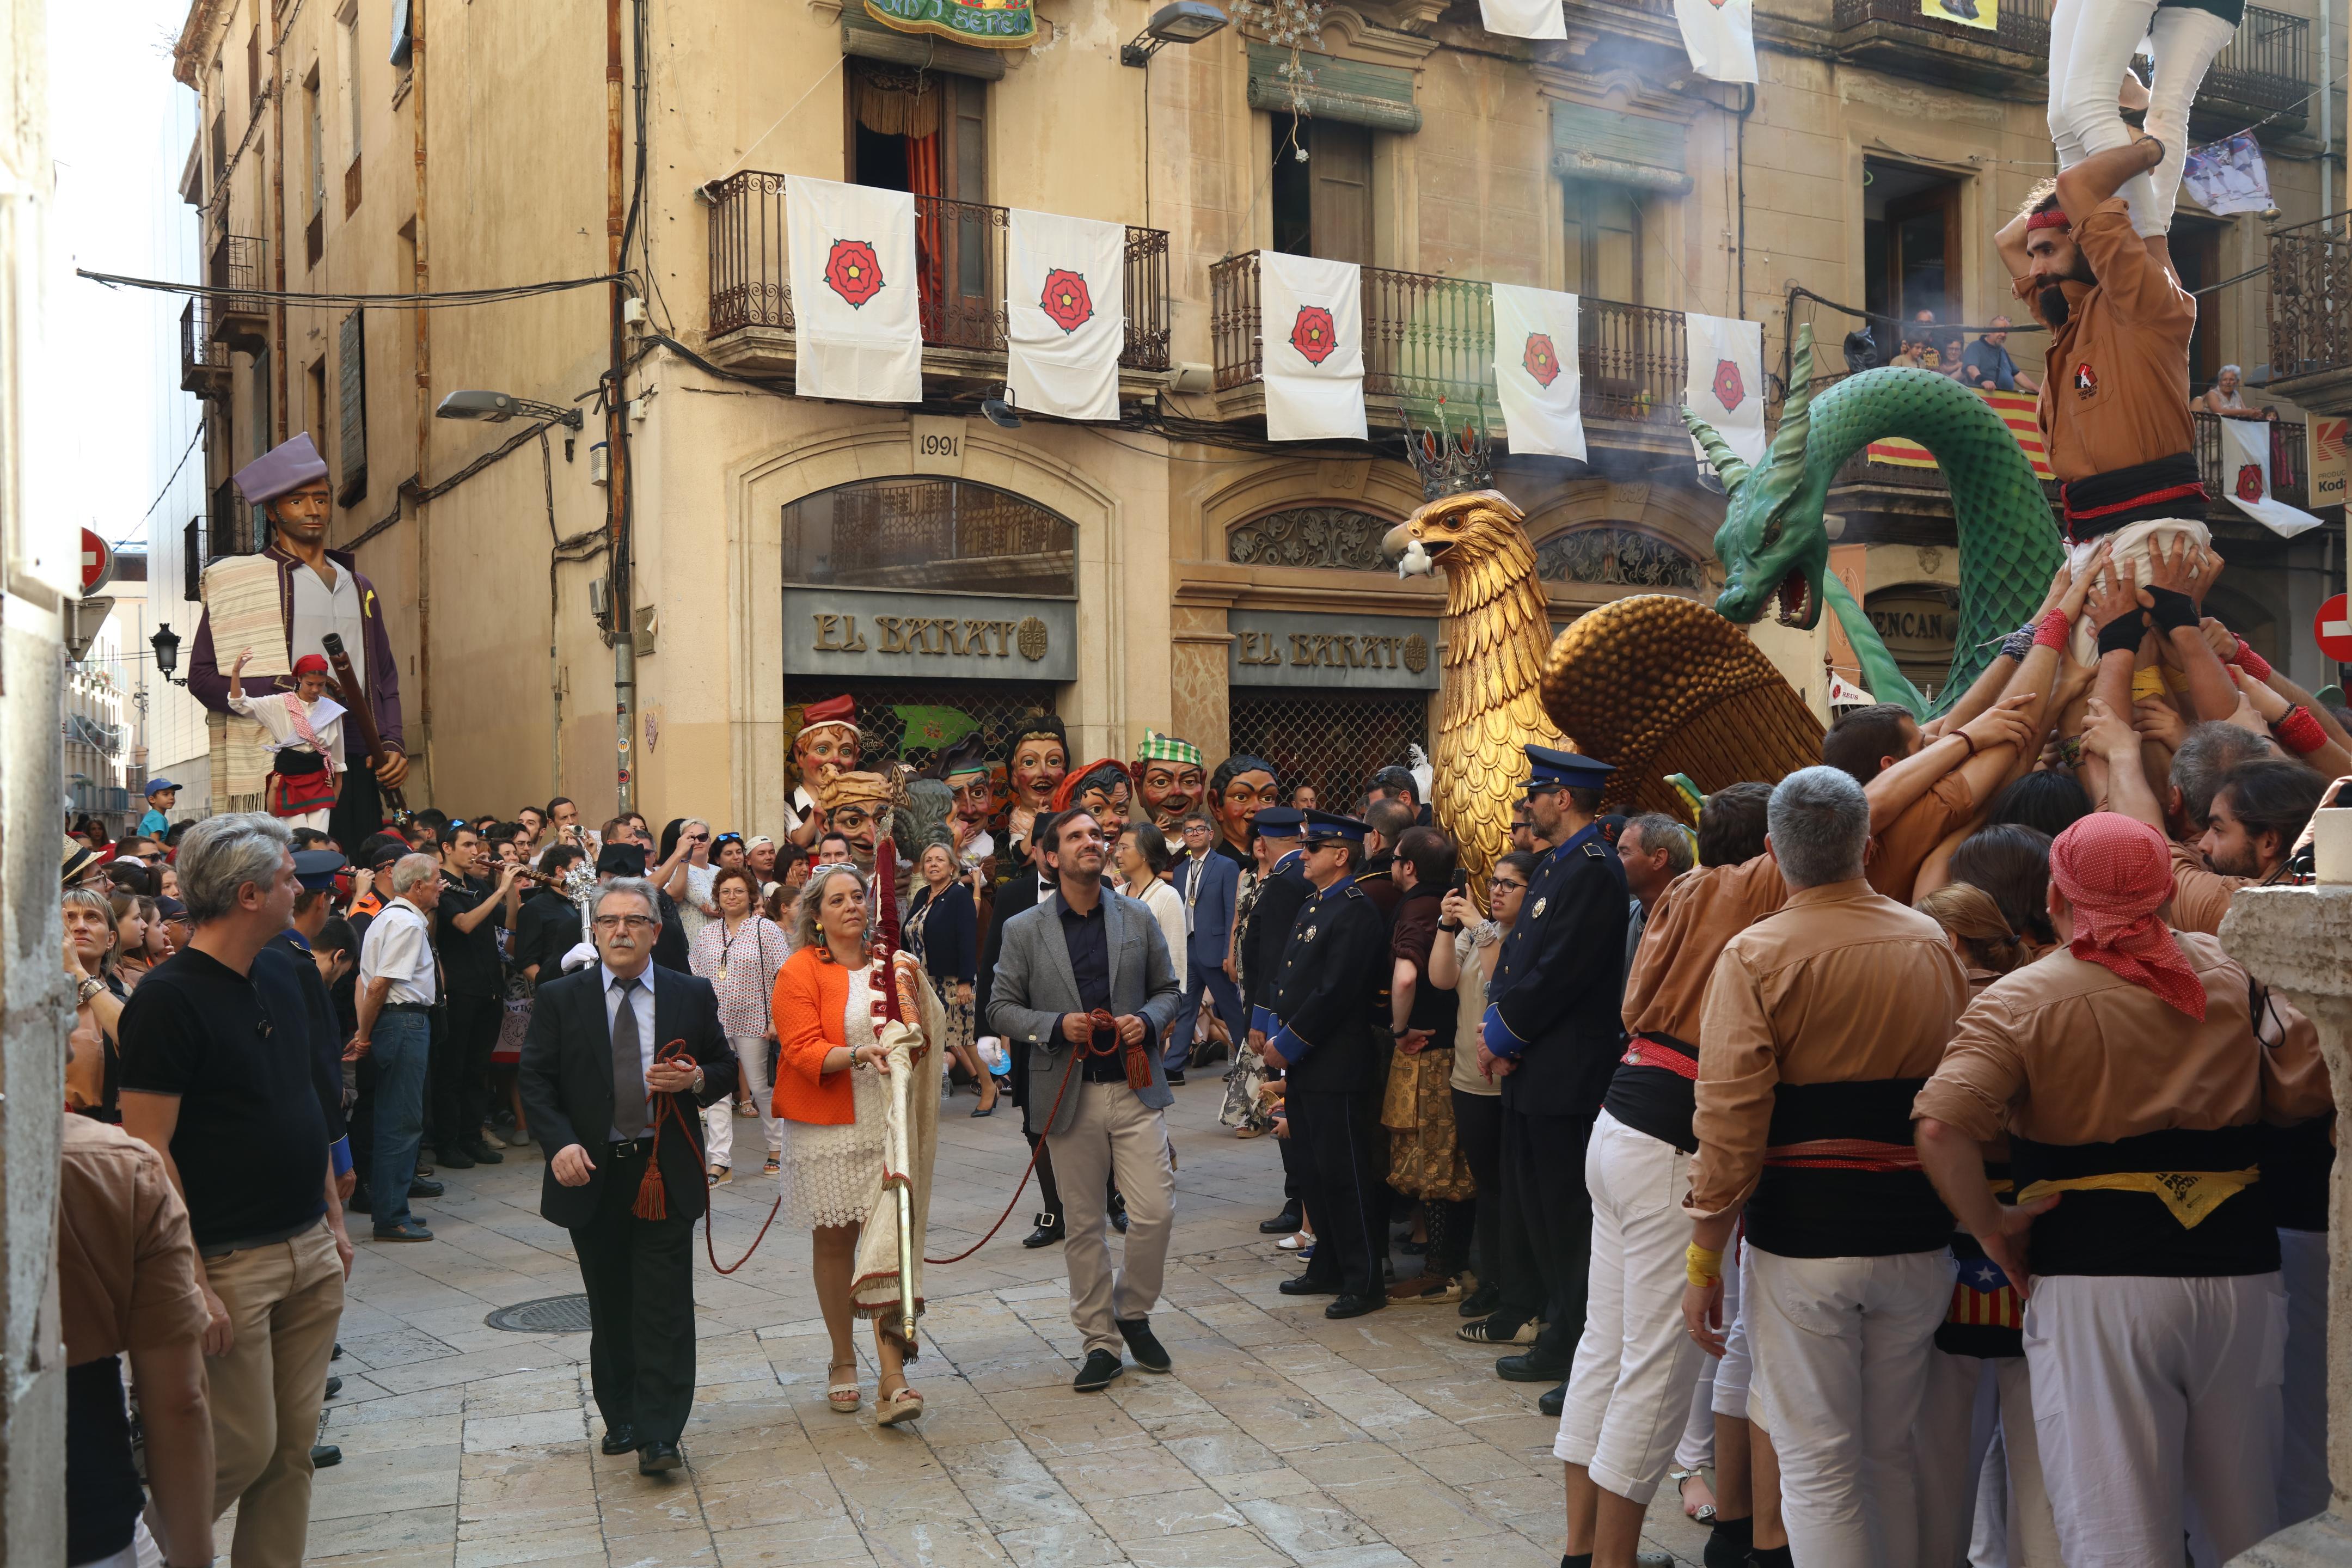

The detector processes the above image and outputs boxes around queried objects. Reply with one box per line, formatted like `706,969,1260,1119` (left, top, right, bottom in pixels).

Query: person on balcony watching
1961,316,2041,395
2198,364,2276,420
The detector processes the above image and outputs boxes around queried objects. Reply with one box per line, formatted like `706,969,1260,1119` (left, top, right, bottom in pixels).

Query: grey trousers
1046,1080,1178,1358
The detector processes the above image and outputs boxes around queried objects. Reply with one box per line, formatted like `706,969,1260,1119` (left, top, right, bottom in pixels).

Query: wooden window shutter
1309,122,1373,265
948,76,989,301
337,309,368,504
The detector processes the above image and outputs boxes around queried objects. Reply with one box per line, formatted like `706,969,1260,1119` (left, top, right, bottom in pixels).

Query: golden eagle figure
1380,488,1569,891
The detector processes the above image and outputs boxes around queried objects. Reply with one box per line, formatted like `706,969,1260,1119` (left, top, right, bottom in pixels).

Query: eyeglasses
1489,878,1527,892
590,914,659,930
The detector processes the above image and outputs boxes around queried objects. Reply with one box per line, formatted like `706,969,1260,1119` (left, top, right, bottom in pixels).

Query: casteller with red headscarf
2048,811,2206,1019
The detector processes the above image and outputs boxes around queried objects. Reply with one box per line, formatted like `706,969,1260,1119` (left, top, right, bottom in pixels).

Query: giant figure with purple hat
186,433,409,849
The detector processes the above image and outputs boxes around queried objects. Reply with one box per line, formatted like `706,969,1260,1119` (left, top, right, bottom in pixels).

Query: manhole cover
486,1294,595,1333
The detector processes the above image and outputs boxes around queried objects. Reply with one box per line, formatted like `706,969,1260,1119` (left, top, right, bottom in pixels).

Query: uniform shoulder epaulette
1584,842,1608,859
1343,884,1366,899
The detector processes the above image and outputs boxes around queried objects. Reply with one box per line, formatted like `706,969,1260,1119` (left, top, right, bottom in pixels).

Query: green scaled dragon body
1685,324,2066,716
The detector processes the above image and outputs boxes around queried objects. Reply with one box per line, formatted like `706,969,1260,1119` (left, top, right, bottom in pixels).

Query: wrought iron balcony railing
2199,6,2311,124
1208,252,1690,431
180,299,231,399
1830,0,2051,61
705,171,1171,372
207,233,270,353
2266,208,2352,383
2194,410,2307,509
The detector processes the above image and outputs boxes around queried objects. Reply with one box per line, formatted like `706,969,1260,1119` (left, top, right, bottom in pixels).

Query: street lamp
149,623,186,687
434,388,586,430
1121,1,1228,65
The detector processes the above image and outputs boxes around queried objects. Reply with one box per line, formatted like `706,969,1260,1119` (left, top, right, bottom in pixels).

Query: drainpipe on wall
605,0,636,817
412,0,433,803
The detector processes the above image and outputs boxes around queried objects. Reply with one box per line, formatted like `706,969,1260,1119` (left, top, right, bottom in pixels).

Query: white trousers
1675,1241,1738,1469
2063,518,2209,664
702,1034,781,1169
1914,1351,2062,1568
1553,1111,1705,1503
2047,0,2164,234
2141,5,2239,231
1710,1240,1755,1421
2025,1272,2287,1568
2277,1228,2331,1529
1747,1246,1952,1568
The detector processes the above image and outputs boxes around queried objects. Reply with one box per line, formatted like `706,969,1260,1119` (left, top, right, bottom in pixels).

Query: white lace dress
775,963,891,1230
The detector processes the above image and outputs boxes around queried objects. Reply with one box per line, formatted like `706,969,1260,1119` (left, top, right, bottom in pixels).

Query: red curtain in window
908,133,942,338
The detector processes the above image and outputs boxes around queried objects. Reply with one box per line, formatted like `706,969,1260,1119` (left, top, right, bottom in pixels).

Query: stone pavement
303,1073,1711,1567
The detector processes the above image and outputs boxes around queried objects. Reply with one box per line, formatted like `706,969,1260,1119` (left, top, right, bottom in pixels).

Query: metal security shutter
1247,45,1420,133
1228,690,1429,811
1550,101,1691,194
338,308,367,504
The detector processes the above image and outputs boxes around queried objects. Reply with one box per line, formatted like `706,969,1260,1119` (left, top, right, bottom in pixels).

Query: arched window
782,477,1077,598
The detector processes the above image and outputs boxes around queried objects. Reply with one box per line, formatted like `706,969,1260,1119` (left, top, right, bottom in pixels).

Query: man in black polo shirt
434,825,522,1168
119,813,353,1568
514,843,589,983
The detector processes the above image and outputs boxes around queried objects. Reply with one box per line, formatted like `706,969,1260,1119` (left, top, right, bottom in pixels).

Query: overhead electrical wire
76,268,624,310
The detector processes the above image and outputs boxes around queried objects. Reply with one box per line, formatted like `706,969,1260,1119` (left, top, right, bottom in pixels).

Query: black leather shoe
408,1177,444,1198
1278,1275,1339,1296
638,1439,683,1474
1458,1281,1500,1318
1538,1382,1566,1418
1110,1206,1129,1235
1259,1205,1304,1235
311,1442,341,1468
601,1424,639,1456
462,1140,504,1165
1116,1317,1171,1373
1022,1213,1063,1248
1072,1349,1125,1393
325,1376,342,1399
1494,1352,1572,1383
1325,1293,1386,1320
1164,1071,1186,1087
437,1146,476,1170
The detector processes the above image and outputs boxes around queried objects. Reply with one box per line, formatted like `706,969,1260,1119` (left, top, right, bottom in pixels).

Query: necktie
611,976,647,1137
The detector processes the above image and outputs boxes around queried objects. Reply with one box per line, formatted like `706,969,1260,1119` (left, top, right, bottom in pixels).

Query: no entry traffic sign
2318,593,2352,664
79,529,114,596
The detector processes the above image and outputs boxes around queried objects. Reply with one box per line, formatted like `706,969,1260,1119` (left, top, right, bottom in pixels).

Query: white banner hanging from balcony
1674,0,1757,82
1920,0,1994,31
1477,0,1564,42
1259,251,1367,443
1685,311,1766,468
788,176,922,404
2218,415,2324,538
1490,283,1585,461
1006,209,1125,422
2182,133,2274,218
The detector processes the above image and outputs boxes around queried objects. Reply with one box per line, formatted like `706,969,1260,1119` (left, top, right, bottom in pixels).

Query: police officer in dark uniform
1479,746,1630,1386
1255,810,1392,1319
1242,808,1313,1237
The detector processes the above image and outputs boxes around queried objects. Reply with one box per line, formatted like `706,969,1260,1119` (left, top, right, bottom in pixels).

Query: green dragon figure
1684,323,2067,716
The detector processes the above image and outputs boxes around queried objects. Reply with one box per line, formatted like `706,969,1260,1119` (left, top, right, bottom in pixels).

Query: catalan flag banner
1934,1240,2025,1358
1865,388,2053,481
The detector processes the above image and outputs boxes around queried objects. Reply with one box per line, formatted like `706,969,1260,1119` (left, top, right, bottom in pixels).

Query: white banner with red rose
2218,415,2324,538
1685,310,1766,469
1490,283,1585,460
1006,209,1126,422
1259,250,1367,442
788,175,922,403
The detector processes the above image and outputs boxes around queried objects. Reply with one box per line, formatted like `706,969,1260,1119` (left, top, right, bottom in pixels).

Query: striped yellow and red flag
1864,388,2053,481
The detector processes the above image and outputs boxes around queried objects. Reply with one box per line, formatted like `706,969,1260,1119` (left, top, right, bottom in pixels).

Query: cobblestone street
303,1075,1708,1568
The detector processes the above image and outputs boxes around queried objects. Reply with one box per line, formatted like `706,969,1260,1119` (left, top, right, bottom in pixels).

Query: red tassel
633,1160,669,1221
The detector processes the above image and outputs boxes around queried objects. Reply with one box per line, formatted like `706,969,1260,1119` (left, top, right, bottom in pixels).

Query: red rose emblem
2236,462,2265,503
1711,358,1745,412
1523,332,1561,389
1039,268,1093,334
824,238,885,309
1291,306,1339,366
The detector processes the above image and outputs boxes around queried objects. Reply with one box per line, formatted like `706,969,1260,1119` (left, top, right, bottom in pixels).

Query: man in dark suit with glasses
519,875,734,1476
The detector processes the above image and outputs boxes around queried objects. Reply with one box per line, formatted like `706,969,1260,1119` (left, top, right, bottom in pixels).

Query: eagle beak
1380,521,1416,562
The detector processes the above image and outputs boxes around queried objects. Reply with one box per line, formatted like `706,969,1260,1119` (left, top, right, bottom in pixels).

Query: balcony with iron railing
180,299,231,400
208,232,270,353
1829,0,2051,97
2193,6,2312,133
2194,410,2308,510
1206,252,1692,444
702,171,1171,386
2267,208,2352,400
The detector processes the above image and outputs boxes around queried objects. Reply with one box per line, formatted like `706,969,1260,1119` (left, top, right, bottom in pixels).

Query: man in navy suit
519,877,735,1476
1162,813,1247,1083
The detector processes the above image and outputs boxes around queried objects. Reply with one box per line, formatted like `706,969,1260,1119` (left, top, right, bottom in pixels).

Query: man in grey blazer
988,807,1184,1392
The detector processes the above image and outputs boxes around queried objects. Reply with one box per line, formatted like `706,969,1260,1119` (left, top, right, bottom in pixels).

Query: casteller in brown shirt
1686,879,1970,1258
57,1112,210,1367
2165,837,2247,936
2019,198,2196,485
1914,930,2330,1277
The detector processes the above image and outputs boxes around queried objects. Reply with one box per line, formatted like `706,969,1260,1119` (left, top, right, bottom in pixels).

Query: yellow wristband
1686,1243,1724,1288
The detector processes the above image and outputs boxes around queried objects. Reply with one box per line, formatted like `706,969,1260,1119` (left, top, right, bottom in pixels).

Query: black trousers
571,1148,697,1445
1451,1088,1510,1304
435,994,502,1149
327,763,386,858
1504,1103,1597,1368
1286,1088,1385,1297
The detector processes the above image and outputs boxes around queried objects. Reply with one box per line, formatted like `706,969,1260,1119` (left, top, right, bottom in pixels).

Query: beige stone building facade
152,0,2344,825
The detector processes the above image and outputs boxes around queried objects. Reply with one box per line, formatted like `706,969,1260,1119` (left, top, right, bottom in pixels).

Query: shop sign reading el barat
782,586,1078,683
1226,609,1439,691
